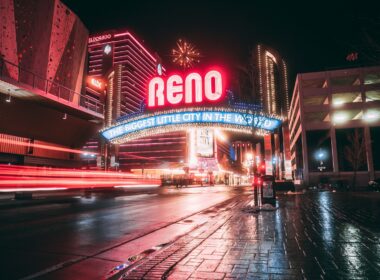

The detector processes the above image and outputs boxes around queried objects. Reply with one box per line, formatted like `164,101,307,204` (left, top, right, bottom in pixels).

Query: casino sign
101,68,282,144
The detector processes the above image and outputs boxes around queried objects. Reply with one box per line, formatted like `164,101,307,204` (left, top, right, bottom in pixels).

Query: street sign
262,181,274,198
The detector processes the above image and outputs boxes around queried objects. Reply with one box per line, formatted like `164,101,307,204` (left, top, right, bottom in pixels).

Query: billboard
195,129,214,157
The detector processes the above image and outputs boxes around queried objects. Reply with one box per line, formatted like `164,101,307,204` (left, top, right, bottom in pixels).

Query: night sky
63,0,379,88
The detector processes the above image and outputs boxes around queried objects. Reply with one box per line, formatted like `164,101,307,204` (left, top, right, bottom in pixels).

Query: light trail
0,138,98,156
0,165,160,191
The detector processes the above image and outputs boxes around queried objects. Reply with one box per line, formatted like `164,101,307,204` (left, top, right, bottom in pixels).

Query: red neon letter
204,70,223,101
185,73,202,104
167,75,183,105
148,77,165,107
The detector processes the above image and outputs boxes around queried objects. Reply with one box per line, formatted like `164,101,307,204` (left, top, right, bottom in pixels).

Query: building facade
87,30,186,170
1,0,88,96
253,45,290,116
0,0,102,167
252,45,292,179
289,66,380,187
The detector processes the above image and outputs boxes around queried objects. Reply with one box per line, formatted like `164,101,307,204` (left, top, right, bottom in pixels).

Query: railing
0,59,104,116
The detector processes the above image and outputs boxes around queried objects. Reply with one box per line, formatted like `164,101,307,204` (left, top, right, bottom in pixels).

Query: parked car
330,179,350,191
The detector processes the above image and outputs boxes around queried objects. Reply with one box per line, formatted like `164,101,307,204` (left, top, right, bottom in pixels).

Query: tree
344,128,367,190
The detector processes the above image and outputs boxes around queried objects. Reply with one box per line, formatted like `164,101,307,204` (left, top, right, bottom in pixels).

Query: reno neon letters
147,70,224,108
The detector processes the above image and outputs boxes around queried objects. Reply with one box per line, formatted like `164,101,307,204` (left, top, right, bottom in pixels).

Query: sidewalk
116,195,299,280
114,192,380,280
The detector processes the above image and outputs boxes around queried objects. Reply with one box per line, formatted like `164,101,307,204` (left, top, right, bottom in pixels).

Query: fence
0,59,104,115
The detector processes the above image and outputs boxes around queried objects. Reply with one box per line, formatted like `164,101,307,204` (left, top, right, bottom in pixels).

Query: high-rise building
88,31,159,115
251,45,292,179
87,30,186,170
253,44,290,117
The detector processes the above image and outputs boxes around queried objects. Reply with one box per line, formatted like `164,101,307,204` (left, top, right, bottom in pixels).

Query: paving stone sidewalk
118,193,380,280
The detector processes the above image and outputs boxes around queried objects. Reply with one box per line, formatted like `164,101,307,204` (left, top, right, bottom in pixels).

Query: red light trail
0,138,97,156
0,165,160,191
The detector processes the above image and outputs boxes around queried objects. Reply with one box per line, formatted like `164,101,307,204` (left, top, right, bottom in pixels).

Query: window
303,95,329,106
304,112,330,123
302,78,327,89
365,90,380,102
330,75,360,87
332,92,362,107
332,110,362,124
364,72,380,85
335,128,367,172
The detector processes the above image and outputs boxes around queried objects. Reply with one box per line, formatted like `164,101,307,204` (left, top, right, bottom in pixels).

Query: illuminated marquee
101,66,282,144
87,76,105,91
195,129,214,157
148,70,224,108
101,107,282,144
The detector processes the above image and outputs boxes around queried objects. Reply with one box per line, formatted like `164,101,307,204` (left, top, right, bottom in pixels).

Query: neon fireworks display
171,39,201,69
101,107,282,144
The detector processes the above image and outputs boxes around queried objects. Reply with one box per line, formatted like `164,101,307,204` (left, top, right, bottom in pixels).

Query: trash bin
260,175,276,204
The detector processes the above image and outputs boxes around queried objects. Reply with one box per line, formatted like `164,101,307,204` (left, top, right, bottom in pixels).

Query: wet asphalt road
2,188,380,279
0,186,245,279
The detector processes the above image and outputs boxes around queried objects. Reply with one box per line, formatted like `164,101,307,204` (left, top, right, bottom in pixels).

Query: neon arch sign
100,66,282,144
147,69,225,108
101,107,282,144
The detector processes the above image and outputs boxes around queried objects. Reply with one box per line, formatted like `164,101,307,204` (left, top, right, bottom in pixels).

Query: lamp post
272,156,277,177
315,149,326,172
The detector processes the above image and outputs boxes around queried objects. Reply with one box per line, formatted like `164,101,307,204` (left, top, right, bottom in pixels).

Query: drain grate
106,242,171,279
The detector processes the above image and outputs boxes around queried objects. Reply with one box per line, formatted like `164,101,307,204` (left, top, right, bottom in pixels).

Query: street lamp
316,151,325,160
364,110,380,122
272,156,277,164
315,149,327,171
246,153,253,161
333,112,349,124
